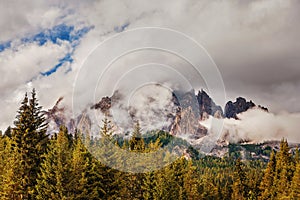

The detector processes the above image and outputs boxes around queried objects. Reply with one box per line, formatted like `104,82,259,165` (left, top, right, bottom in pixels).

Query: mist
201,108,300,144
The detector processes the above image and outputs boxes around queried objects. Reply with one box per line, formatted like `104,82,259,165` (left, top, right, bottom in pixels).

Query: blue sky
0,24,94,76
0,21,133,77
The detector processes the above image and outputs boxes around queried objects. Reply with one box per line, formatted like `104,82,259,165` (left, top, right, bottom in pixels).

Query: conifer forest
0,90,299,200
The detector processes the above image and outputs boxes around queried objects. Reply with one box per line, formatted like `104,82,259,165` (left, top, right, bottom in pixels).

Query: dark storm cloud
197,0,300,112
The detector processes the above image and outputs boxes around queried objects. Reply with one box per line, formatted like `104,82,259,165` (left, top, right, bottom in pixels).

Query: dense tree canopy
0,90,299,199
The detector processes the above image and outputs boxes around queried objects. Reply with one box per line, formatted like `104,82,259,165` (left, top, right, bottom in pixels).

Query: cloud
201,108,300,144
0,40,71,92
110,84,176,133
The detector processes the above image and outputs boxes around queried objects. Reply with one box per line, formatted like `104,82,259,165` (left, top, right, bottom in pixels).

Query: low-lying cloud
201,108,300,144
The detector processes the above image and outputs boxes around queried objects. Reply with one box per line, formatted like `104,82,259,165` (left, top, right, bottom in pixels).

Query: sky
0,0,300,133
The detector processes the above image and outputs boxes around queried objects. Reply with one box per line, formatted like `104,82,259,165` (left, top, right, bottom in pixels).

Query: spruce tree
68,136,104,199
183,160,200,200
0,137,23,199
142,171,156,200
259,150,276,199
0,134,6,184
232,158,247,200
35,126,71,200
129,121,145,152
274,139,293,199
3,89,48,199
290,162,300,199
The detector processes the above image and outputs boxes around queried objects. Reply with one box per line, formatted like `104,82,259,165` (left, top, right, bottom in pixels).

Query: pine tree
142,171,156,200
92,118,120,199
290,162,300,199
0,134,6,184
183,159,200,200
259,150,276,200
68,136,104,199
100,118,114,138
94,118,116,166
3,89,48,199
35,126,71,200
0,137,24,199
232,158,247,200
129,121,145,152
274,139,293,199
4,126,12,137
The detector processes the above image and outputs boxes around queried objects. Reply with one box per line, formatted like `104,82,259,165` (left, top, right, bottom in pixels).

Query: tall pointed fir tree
232,158,247,200
289,161,300,199
95,118,118,198
259,150,276,200
274,139,293,199
118,121,146,199
68,135,104,199
129,121,145,152
95,118,115,165
0,135,24,199
35,126,72,200
0,134,6,185
2,89,48,199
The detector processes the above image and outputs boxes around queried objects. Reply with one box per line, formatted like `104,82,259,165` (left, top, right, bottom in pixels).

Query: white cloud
0,40,71,93
201,108,300,144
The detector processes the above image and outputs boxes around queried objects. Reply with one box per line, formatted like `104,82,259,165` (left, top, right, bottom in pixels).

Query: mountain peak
225,97,268,119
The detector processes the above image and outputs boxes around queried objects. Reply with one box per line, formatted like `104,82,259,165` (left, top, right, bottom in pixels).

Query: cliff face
89,89,221,138
196,90,224,119
169,90,216,137
43,97,75,134
44,97,89,135
46,89,268,142
89,89,269,138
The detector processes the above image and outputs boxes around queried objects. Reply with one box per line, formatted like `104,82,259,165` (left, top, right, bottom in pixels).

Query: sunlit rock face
169,90,207,138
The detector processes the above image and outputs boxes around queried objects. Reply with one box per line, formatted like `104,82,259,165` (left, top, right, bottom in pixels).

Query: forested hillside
0,90,299,200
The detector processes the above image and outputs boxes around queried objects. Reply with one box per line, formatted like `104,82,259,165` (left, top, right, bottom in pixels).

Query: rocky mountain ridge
225,97,268,119
44,89,270,154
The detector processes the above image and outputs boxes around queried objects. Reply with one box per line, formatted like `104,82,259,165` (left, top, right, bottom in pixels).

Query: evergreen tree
68,136,104,199
129,121,145,152
35,126,71,200
183,159,200,200
259,150,276,199
232,158,247,200
0,134,6,184
142,171,156,200
94,118,115,166
3,89,48,199
4,126,12,137
0,137,24,199
290,162,300,199
274,139,293,199
92,118,120,199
